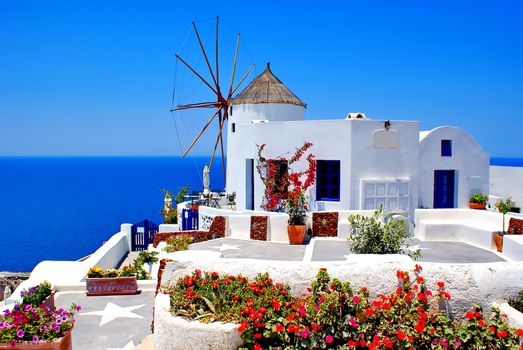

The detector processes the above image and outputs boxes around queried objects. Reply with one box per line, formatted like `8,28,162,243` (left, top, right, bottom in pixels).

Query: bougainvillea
256,142,316,225
167,266,523,350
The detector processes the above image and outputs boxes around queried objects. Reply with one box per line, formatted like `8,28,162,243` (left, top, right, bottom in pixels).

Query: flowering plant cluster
256,142,316,225
469,193,488,204
169,269,292,324
163,234,193,253
0,303,79,347
20,281,52,309
168,266,522,349
87,251,158,280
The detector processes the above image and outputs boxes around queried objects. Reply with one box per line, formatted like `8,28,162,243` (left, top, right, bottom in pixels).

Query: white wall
250,120,352,211
349,120,420,216
230,103,304,123
228,116,421,215
5,227,131,306
419,126,489,209
490,166,523,209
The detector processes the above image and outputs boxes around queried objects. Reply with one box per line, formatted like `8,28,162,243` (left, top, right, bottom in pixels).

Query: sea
0,156,521,272
0,156,223,272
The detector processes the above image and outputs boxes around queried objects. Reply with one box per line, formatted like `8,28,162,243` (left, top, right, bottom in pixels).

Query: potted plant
494,198,512,252
85,266,139,296
256,142,316,245
20,281,54,310
134,251,159,276
286,191,308,244
469,193,488,210
0,302,79,349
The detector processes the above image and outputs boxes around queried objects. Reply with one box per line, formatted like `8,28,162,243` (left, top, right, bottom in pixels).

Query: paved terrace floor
56,291,154,350
190,237,506,263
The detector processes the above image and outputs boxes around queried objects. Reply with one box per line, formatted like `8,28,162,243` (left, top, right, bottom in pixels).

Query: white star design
106,340,135,350
81,302,145,326
210,243,240,251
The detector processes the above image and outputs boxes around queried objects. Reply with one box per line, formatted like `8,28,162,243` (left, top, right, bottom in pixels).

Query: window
316,160,340,201
231,123,236,133
362,180,409,211
441,140,452,157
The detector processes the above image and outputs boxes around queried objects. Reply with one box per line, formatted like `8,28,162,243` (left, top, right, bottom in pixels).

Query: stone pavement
56,291,154,350
191,237,505,263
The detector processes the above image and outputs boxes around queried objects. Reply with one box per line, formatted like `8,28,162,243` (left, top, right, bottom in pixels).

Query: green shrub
347,208,419,258
20,281,52,308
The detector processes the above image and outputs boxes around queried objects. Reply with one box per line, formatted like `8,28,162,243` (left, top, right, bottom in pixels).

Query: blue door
245,159,254,210
434,170,455,208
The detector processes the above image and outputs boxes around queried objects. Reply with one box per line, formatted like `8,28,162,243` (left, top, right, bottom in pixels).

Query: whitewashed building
226,64,489,215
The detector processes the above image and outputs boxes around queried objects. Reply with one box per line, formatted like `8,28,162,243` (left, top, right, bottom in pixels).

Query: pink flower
301,330,309,338
325,335,334,344
352,296,361,304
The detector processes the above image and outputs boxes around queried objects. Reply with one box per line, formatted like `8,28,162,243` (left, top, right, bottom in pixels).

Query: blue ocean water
0,157,224,272
490,157,523,167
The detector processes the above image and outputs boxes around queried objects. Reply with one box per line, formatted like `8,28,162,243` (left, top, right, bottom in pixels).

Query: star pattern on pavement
81,302,145,327
106,340,135,350
210,243,241,251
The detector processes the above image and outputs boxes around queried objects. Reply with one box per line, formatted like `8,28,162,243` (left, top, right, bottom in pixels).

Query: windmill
170,17,255,186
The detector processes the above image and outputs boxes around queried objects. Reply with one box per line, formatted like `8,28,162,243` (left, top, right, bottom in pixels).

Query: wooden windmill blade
170,17,255,187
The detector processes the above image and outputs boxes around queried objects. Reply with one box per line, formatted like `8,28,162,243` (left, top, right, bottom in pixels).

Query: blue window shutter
441,140,452,157
316,160,341,201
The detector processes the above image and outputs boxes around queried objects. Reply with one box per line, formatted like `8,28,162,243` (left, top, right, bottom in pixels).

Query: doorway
246,159,254,210
434,170,456,208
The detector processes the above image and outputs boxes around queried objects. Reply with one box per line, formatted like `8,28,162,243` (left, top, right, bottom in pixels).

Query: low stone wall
0,272,30,302
159,258,523,320
154,293,243,350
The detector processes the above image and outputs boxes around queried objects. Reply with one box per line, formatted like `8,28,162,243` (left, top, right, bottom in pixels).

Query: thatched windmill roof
231,63,306,107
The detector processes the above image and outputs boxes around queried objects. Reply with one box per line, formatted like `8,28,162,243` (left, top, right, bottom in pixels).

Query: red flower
518,329,523,336
397,330,406,340
325,335,334,344
497,330,508,338
466,311,474,320
437,281,445,288
365,307,375,316
254,333,262,339
414,322,425,333
254,344,261,350
478,319,486,327
275,324,284,332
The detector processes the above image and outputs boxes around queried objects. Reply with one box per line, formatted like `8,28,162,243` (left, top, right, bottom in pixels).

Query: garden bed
158,265,523,349
153,293,243,350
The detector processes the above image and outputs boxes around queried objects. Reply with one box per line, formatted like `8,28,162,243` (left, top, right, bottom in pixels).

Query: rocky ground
0,272,30,301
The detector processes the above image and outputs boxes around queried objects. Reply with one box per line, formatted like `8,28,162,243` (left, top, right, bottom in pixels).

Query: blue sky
1,0,522,157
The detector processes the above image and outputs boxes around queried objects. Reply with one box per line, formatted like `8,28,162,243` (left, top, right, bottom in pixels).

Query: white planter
498,302,523,329
154,293,243,350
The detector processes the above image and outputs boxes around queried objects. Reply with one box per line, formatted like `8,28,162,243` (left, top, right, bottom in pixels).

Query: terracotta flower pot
86,276,139,296
0,329,72,350
287,225,306,245
469,202,486,210
42,292,55,310
494,233,503,252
